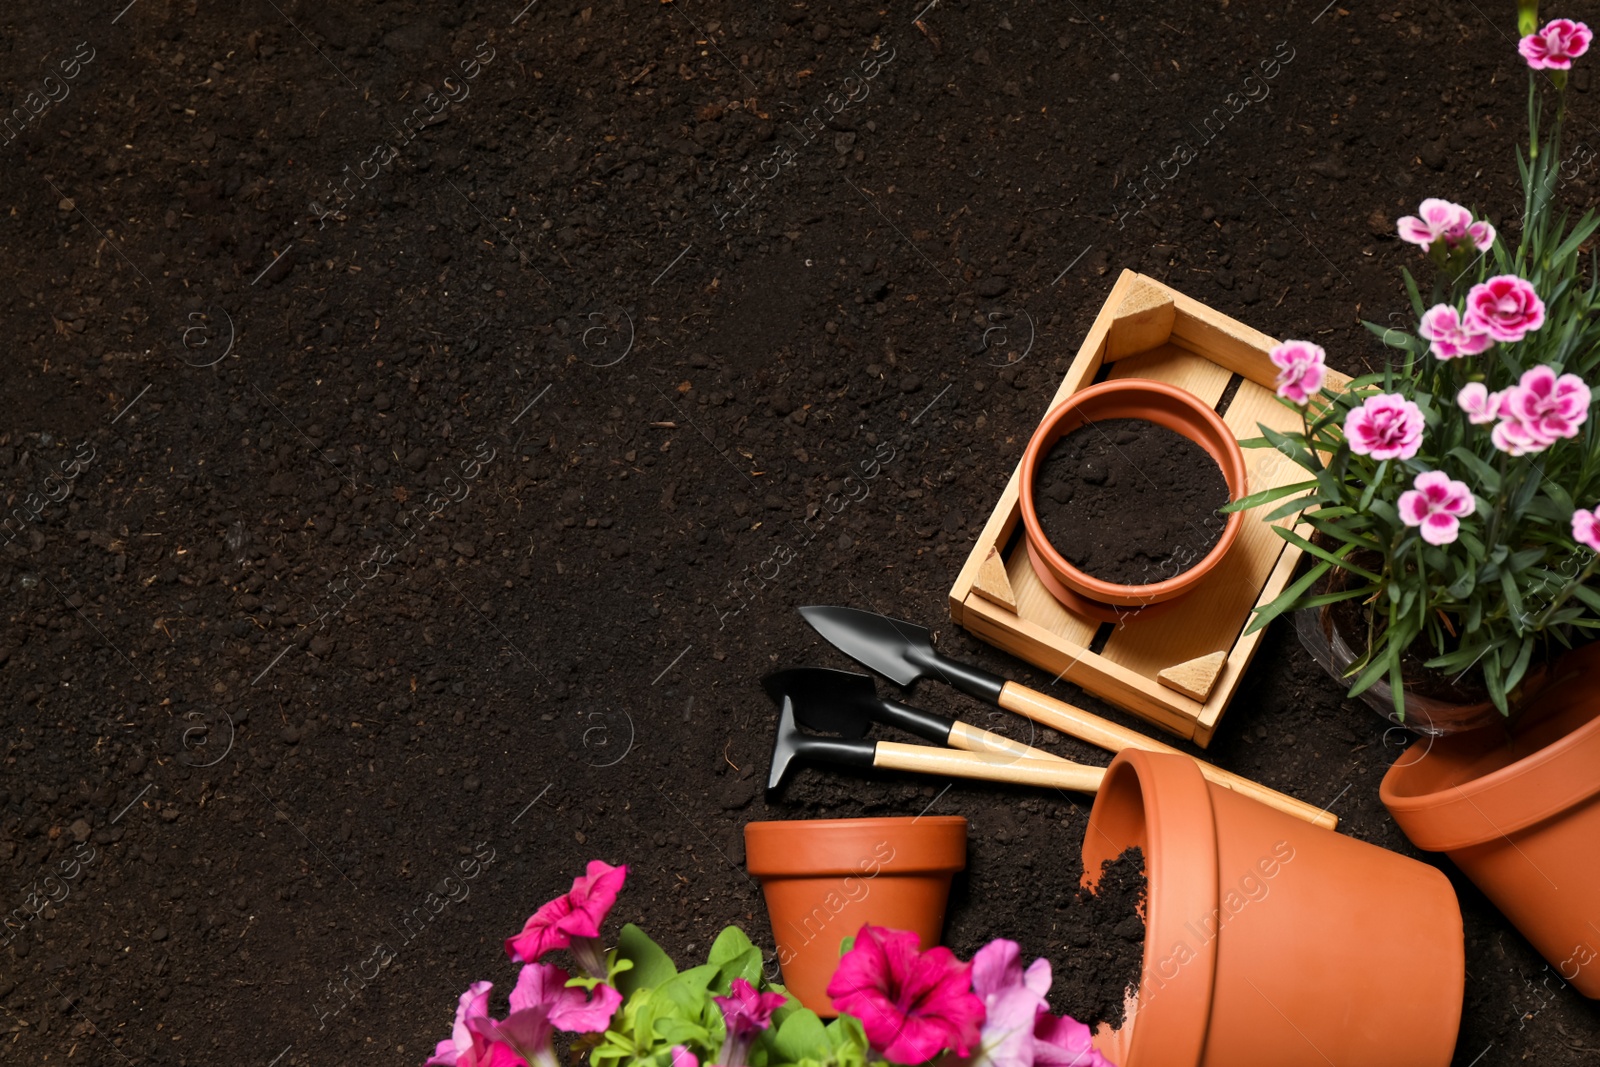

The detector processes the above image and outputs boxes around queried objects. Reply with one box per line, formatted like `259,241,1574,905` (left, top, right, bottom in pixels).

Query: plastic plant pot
1381,641,1600,997
744,815,966,1016
1083,749,1464,1067
1018,378,1247,625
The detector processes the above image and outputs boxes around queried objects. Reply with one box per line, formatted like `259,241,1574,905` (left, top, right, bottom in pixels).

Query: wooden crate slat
1168,291,1282,390
961,594,1199,740
1098,378,1304,683
1004,537,1098,647
1192,517,1317,743
1105,343,1232,400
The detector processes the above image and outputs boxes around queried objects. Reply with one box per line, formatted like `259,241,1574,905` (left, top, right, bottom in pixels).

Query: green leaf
1276,527,1384,581
706,926,763,990
1358,460,1389,512
1220,479,1319,514
1401,266,1427,320
615,923,679,998
771,1010,829,1064
1243,559,1333,635
1447,447,1502,495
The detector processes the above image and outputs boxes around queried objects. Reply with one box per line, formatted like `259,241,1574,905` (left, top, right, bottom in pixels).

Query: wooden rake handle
999,682,1338,830
946,720,1064,763
874,740,1106,794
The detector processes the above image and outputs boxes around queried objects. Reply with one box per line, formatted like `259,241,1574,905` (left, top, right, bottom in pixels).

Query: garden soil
2,1,1598,1064
1033,419,1228,585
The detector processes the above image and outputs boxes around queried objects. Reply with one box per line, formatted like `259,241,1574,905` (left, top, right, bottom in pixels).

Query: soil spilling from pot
1034,418,1229,586
1057,846,1146,1029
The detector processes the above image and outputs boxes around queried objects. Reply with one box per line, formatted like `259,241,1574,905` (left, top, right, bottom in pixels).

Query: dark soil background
1033,418,1227,585
2,0,1598,1064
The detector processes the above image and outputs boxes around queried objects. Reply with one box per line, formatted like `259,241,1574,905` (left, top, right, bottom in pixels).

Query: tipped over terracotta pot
1019,378,1247,624
745,815,966,1016
1381,641,1600,997
1084,748,1464,1067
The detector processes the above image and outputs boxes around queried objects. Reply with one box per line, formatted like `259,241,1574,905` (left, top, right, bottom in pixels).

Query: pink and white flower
1344,393,1425,461
1465,275,1546,343
1397,198,1472,249
1520,18,1593,70
1399,471,1476,547
1269,340,1327,405
1466,218,1497,251
1573,507,1600,553
1492,365,1592,455
1456,382,1505,425
1419,305,1494,360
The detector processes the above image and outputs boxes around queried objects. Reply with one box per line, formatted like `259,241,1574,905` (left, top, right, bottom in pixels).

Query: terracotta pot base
745,816,966,1015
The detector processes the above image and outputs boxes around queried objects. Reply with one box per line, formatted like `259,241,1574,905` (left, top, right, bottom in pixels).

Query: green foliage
1226,67,1600,718
587,925,869,1067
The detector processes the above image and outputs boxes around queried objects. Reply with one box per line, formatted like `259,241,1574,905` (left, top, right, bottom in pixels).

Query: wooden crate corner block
948,270,1333,747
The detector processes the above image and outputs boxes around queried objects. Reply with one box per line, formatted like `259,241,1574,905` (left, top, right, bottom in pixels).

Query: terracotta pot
744,815,966,1016
1381,642,1600,997
1084,749,1463,1067
1019,378,1247,624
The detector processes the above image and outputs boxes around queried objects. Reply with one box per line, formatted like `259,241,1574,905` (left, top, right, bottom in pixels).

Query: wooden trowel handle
946,720,1064,762
999,682,1338,831
873,740,1105,794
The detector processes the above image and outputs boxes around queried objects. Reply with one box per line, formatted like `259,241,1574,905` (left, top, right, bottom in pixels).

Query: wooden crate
948,270,1350,747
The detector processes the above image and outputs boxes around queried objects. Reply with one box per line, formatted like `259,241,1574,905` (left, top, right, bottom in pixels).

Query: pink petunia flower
1456,382,1505,425
464,965,623,1067
1269,340,1327,405
967,940,1111,1067
1397,198,1472,249
826,925,985,1065
1344,393,1425,461
1520,18,1593,70
1419,305,1494,360
713,978,787,1067
1464,275,1546,343
505,861,627,975
669,1048,700,1067
970,939,1053,1067
1491,365,1592,456
1399,471,1476,547
1573,507,1600,553
1033,1013,1114,1067
428,982,511,1067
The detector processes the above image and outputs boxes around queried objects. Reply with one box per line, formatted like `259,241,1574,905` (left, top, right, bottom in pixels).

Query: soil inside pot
1325,593,1497,706
1057,846,1147,1029
1034,418,1229,586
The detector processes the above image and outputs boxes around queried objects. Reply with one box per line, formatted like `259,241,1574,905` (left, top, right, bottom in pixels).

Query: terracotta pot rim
1018,378,1247,606
744,816,967,877
1380,656,1600,849
1083,750,1218,1064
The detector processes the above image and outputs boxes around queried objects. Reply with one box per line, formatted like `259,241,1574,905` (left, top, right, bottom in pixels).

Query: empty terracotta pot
745,816,966,1015
1019,378,1247,624
1381,642,1600,996
1084,749,1463,1067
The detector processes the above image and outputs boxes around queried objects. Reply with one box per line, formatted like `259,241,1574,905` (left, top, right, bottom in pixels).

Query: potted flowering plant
422,860,1112,1067
1225,9,1600,730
